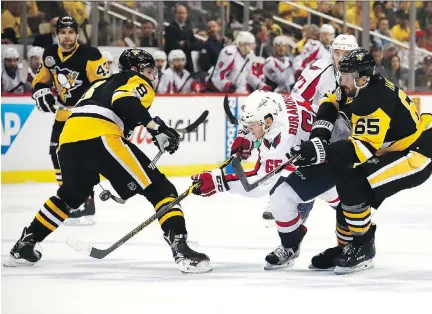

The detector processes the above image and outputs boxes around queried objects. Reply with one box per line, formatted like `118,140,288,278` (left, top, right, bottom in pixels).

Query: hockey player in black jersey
32,16,110,225
3,49,211,273
291,48,432,274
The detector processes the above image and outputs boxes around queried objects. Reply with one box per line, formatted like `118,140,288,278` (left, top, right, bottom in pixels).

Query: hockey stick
66,155,235,259
231,155,299,192
223,94,239,125
175,110,209,133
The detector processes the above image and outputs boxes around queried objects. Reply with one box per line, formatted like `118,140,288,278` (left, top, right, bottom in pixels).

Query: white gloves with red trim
191,168,230,197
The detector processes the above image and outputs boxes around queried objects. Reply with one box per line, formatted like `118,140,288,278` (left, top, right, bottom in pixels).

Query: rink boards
1,93,432,183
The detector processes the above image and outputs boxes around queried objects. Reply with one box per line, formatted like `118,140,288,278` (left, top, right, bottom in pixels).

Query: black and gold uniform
33,43,109,185
309,49,432,273
5,49,210,273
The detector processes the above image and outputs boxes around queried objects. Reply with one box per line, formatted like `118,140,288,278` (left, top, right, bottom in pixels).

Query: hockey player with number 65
192,90,340,270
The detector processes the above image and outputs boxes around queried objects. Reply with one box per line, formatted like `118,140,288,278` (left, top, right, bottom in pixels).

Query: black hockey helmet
339,48,376,77
118,49,156,72
55,16,78,34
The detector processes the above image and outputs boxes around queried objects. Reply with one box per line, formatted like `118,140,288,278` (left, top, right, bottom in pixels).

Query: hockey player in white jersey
26,46,44,89
248,35,295,92
192,91,340,269
1,47,25,93
293,24,335,79
158,49,202,94
210,31,255,93
101,51,115,74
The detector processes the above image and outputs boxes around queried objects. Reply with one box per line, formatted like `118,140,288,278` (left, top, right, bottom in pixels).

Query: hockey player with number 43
32,16,109,226
192,90,339,270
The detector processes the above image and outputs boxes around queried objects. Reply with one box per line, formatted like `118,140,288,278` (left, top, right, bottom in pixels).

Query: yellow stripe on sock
46,199,68,220
348,224,371,234
36,213,56,231
155,197,176,211
159,210,184,225
336,226,353,236
343,208,371,219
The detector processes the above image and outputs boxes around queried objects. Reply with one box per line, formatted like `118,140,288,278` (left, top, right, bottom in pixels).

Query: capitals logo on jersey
263,132,282,149
51,66,83,101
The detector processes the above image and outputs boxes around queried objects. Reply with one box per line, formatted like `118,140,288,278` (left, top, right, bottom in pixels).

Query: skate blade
65,237,92,256
2,256,36,267
64,215,96,226
308,264,335,271
178,259,212,274
264,260,295,271
334,259,374,275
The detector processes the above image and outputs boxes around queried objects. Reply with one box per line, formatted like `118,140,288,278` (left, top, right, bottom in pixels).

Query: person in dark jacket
32,17,58,49
198,20,224,72
140,20,158,47
164,4,201,73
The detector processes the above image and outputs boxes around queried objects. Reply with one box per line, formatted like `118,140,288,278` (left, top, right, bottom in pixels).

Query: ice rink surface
2,178,432,313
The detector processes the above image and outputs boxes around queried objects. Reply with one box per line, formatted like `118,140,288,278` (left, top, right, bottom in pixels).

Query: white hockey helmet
273,35,290,46
153,50,167,61
331,34,358,51
234,31,256,45
102,51,114,63
240,91,283,133
168,49,186,66
320,24,335,34
28,46,44,60
331,34,359,70
3,47,19,60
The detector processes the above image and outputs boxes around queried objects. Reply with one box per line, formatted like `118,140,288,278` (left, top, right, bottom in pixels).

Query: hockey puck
99,190,111,201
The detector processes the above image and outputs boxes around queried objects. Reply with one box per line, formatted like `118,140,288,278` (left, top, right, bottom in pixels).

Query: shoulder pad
81,45,103,61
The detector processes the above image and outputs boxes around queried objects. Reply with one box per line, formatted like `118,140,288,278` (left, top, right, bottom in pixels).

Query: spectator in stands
371,47,388,78
1,28,18,44
395,1,409,23
417,2,432,34
97,20,112,46
371,2,386,29
165,4,201,73
291,25,309,56
329,1,344,34
260,24,284,58
311,1,331,27
255,25,269,56
26,46,43,86
399,30,431,71
198,20,224,72
1,2,32,40
382,42,398,70
26,1,46,34
1,47,25,94
387,54,408,89
383,1,397,28
278,1,317,25
347,3,362,26
250,9,264,35
415,55,432,90
140,20,158,47
33,17,59,49
391,13,410,42
113,21,137,47
373,17,391,50
62,1,88,27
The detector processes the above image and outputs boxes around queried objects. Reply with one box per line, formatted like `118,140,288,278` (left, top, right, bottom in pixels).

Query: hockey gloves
148,116,180,154
289,137,328,166
33,88,56,113
191,168,230,197
231,136,253,160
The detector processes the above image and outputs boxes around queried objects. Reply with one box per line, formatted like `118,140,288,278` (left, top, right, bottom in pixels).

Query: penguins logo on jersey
51,66,83,101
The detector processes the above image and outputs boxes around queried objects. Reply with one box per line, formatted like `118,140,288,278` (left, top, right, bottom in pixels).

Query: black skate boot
64,192,96,226
3,227,42,267
334,224,376,274
309,246,343,270
264,225,307,270
164,232,211,273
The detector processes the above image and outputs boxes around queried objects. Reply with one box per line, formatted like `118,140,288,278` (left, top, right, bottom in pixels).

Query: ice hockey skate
3,227,42,267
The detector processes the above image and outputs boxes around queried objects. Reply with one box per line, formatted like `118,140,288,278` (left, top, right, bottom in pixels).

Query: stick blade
66,237,92,256
179,110,209,133
223,94,239,125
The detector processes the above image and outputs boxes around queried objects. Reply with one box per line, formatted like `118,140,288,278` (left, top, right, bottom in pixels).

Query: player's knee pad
57,185,89,210
270,184,302,234
336,169,373,207
143,176,179,207
297,201,314,222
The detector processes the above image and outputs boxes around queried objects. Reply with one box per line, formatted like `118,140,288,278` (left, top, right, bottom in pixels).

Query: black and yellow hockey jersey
32,44,109,121
59,70,155,146
327,76,432,166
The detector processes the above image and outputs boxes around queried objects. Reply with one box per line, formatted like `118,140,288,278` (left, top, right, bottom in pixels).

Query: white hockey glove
191,168,230,197
32,88,56,113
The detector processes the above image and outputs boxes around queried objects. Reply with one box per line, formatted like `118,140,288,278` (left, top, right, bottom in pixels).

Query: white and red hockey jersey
293,39,330,77
211,45,251,94
263,56,295,92
1,69,24,93
226,94,314,198
157,67,194,94
291,57,351,142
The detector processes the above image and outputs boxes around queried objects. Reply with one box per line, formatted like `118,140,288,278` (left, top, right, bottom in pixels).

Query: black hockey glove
289,137,328,167
148,116,180,154
32,88,56,113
